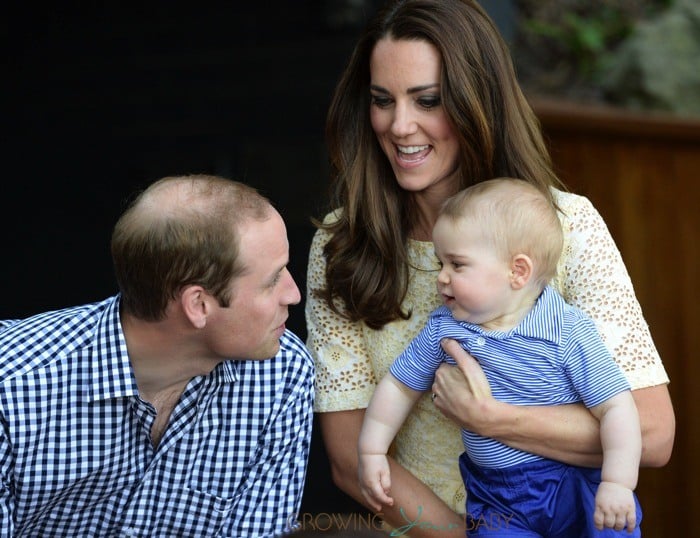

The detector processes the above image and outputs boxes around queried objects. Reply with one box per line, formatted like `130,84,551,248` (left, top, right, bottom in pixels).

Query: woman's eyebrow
370,83,440,94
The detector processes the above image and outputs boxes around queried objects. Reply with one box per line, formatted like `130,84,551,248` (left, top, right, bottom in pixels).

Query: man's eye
269,273,282,287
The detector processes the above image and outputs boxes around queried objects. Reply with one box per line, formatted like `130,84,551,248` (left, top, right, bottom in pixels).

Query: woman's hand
433,338,605,467
432,338,498,433
433,338,674,468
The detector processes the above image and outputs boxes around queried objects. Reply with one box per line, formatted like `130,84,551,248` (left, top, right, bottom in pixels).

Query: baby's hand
594,481,637,533
358,453,393,512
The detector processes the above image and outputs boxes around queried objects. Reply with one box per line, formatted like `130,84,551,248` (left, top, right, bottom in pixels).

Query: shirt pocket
160,486,237,537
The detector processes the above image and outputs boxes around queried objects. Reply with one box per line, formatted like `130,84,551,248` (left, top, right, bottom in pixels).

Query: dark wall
4,3,367,319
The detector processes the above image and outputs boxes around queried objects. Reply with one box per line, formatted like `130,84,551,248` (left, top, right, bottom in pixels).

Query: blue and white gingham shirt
390,285,631,469
0,295,314,537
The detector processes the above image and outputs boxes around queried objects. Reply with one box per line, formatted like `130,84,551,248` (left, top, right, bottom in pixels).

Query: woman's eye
418,96,441,109
370,94,392,108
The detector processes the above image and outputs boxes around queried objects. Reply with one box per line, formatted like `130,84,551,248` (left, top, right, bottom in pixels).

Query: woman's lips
396,144,431,166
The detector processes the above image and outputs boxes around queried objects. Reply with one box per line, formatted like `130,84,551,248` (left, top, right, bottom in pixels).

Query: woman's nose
390,102,418,137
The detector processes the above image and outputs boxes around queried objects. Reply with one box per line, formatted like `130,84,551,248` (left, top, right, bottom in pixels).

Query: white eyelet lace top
305,189,669,514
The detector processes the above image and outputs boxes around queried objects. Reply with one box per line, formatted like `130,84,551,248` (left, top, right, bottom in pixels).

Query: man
0,174,314,537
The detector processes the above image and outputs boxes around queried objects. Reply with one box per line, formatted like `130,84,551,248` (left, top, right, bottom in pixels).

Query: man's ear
180,285,208,329
510,254,533,290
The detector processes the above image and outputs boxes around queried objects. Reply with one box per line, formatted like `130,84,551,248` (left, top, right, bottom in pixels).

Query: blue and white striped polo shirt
390,285,630,469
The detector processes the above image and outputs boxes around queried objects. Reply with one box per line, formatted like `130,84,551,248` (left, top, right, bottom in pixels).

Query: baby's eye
451,261,464,269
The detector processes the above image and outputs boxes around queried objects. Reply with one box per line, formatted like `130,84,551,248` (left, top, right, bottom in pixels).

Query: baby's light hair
440,178,563,289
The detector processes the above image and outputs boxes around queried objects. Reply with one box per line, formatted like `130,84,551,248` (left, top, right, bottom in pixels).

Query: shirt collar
514,286,563,344
88,295,139,402
217,360,239,383
87,295,240,402
435,285,563,344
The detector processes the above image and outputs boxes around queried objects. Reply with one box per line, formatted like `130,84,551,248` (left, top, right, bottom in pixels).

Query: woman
305,1,674,535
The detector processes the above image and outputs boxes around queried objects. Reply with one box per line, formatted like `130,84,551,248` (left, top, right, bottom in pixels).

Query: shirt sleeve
0,419,14,538
563,313,632,408
390,316,443,392
226,334,315,537
0,320,20,334
304,219,377,412
553,191,669,390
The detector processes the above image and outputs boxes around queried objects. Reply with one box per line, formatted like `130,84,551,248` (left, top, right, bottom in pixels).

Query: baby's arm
590,390,641,532
358,373,423,512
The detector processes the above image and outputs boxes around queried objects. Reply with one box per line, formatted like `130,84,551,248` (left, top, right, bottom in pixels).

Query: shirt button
476,336,486,346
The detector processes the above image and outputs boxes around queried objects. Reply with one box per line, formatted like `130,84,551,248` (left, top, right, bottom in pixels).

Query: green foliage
523,7,634,82
513,0,675,102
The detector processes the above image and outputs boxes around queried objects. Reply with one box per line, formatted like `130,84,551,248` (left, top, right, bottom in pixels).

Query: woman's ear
510,254,533,290
180,285,208,329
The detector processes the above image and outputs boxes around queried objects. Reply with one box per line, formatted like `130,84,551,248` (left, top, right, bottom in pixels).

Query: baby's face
432,217,513,327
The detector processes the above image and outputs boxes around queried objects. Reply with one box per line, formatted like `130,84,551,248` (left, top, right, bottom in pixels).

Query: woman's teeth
398,145,429,154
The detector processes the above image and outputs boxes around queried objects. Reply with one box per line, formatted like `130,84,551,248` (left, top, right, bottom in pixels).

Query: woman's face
369,38,461,197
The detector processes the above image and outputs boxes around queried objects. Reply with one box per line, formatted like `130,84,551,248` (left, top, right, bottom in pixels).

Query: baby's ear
510,254,533,289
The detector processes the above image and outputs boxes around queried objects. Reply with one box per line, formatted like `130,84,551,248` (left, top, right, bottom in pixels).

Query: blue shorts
459,453,642,537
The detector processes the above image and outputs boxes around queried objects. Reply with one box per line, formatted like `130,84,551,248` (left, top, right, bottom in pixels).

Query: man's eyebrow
270,260,289,278
370,83,440,94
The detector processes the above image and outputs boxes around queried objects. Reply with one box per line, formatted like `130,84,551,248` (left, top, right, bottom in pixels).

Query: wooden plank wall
533,98,700,537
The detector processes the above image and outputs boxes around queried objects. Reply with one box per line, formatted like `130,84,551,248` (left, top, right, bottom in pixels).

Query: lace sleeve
304,219,377,412
553,191,669,389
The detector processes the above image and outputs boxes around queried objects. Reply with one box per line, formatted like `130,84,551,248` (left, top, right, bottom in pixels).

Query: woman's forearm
319,410,465,537
632,384,675,467
381,458,466,537
453,393,605,468
333,456,466,537
470,385,674,468
433,339,675,468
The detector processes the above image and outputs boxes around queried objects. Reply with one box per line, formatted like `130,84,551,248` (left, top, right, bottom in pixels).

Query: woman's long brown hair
318,0,564,330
